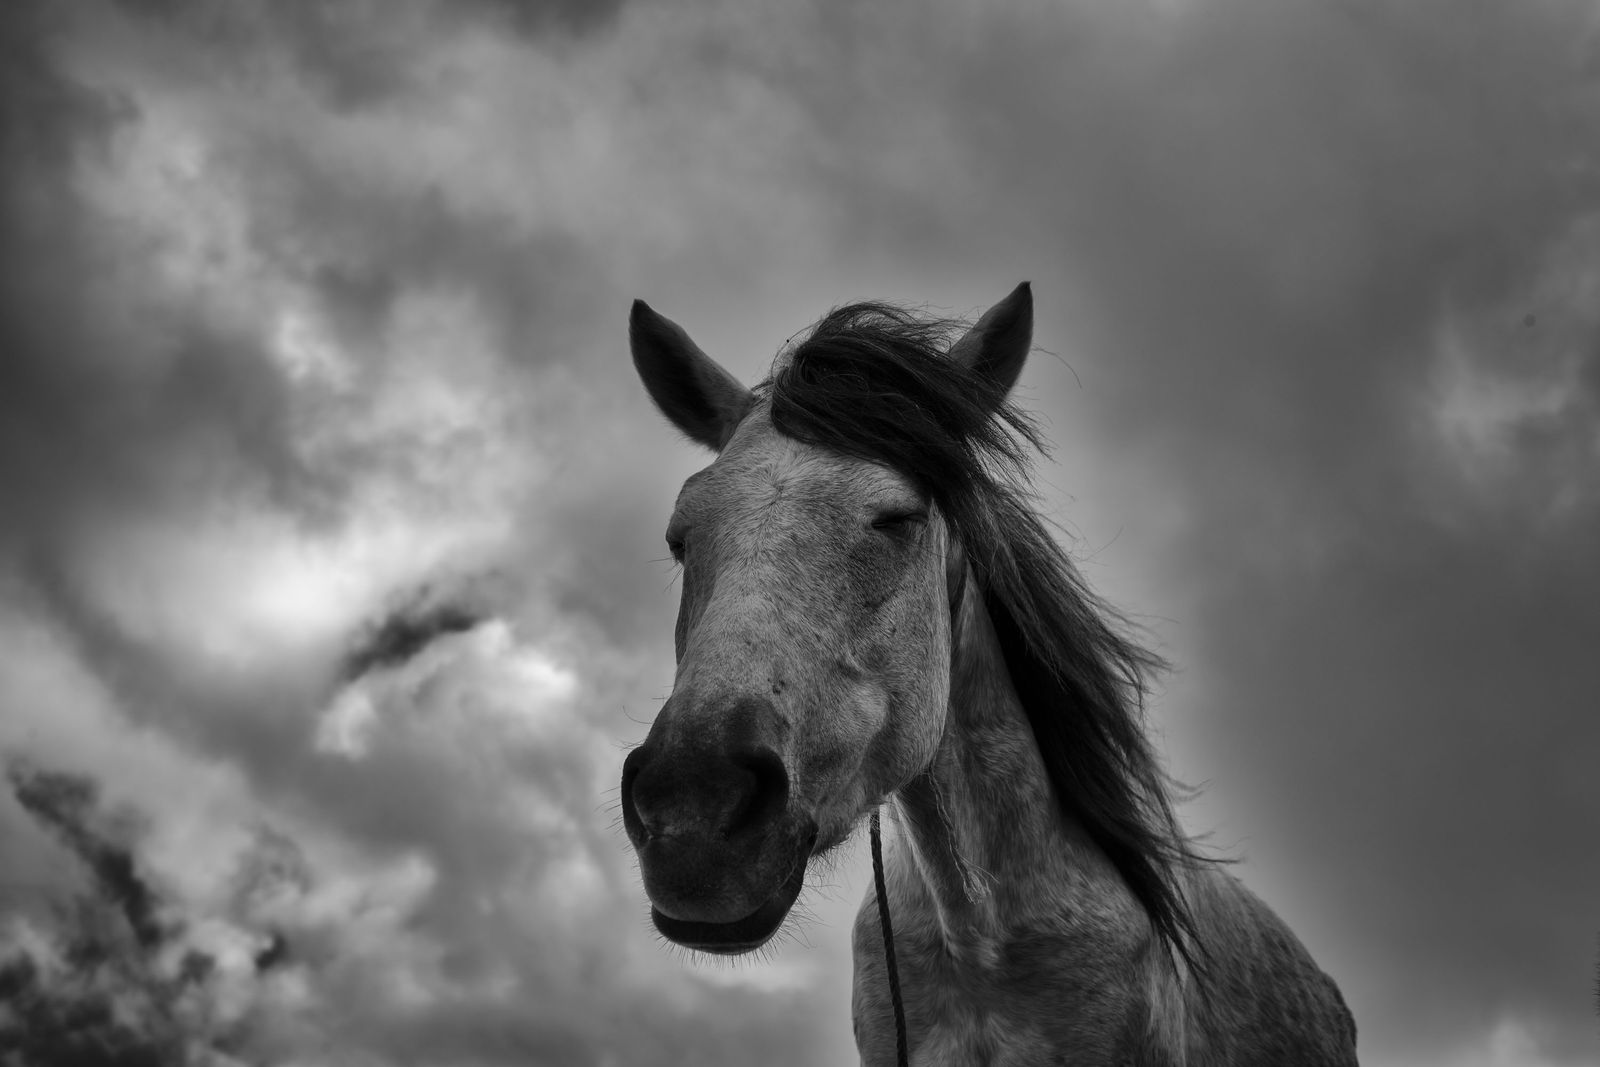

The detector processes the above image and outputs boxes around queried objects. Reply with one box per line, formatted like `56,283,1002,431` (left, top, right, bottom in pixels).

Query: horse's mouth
650,854,808,955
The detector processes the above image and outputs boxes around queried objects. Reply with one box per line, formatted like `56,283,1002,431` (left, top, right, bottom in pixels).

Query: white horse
621,284,1357,1065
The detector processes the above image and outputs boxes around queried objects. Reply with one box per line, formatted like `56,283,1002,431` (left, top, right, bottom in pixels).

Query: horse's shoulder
1180,867,1359,1064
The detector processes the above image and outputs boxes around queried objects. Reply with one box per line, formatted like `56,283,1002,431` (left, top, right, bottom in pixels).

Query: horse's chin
650,854,808,955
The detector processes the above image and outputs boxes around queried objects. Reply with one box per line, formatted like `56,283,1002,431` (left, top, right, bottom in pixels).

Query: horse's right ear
948,282,1033,408
630,300,755,450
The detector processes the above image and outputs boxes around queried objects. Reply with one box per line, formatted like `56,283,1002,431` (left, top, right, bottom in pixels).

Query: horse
619,283,1359,1066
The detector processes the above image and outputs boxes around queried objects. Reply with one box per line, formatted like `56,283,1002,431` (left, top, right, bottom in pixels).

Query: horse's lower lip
650,855,808,955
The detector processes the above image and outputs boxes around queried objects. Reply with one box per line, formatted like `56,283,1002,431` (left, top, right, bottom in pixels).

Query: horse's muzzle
621,724,814,953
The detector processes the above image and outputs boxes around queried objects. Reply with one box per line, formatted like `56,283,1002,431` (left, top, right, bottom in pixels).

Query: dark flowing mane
767,301,1213,971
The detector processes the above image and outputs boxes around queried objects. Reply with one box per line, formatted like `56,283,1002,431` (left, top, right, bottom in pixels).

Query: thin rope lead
870,807,909,1067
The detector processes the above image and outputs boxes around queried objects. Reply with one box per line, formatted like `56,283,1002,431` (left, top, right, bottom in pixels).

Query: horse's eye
665,531,687,562
870,511,927,535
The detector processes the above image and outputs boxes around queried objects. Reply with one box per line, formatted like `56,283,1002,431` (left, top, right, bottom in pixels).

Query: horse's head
620,286,1032,953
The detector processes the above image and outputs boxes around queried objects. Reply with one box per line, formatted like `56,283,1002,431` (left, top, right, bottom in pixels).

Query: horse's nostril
620,744,654,846
726,747,789,841
622,728,790,846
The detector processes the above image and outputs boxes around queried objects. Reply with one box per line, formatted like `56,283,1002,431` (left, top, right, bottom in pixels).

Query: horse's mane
766,301,1213,972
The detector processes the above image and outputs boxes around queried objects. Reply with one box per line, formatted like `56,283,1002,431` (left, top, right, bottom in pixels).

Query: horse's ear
948,282,1033,404
630,300,755,450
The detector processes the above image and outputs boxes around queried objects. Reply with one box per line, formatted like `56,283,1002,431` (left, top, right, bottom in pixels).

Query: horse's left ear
630,300,755,450
948,282,1033,404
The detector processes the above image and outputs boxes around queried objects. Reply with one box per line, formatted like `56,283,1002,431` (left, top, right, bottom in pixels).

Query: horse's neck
874,578,1359,1066
886,577,1146,960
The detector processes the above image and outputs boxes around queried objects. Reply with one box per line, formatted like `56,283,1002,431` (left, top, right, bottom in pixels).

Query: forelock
766,302,1039,537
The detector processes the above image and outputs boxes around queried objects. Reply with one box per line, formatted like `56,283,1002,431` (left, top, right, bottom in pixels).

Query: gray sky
1,1,1597,1064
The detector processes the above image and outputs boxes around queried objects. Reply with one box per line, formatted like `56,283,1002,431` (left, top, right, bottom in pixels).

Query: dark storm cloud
0,762,270,1063
8,763,166,949
0,3,313,559
0,0,613,738
342,594,485,681
0,0,610,580
110,0,628,110
270,168,609,371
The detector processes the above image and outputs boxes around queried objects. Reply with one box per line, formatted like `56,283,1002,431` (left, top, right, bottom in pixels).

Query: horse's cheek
889,650,949,778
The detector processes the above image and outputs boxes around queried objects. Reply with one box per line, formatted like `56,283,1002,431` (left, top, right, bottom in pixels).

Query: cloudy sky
1,1,1597,1064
